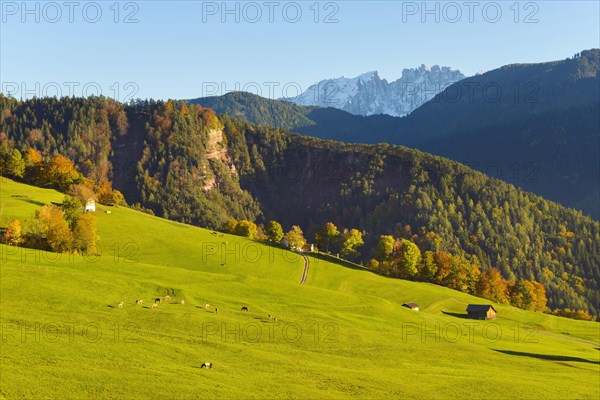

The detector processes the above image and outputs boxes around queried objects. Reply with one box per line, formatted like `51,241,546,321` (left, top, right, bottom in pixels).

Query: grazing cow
136,299,143,305
215,308,219,314
181,300,185,305
268,314,272,319
151,303,158,309
165,295,171,301
205,304,210,309
201,362,212,369
155,298,161,303
274,318,278,322
118,302,124,309
241,306,248,311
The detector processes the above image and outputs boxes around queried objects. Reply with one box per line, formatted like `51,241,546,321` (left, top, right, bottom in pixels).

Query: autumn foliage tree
477,268,509,303
284,225,306,251
340,229,364,260
375,235,395,262
4,219,23,246
23,148,43,183
21,202,100,255
222,219,259,239
315,222,340,253
72,213,97,254
394,238,422,279
36,205,73,253
47,154,83,190
68,183,96,205
235,220,258,239
510,279,547,312
96,179,114,204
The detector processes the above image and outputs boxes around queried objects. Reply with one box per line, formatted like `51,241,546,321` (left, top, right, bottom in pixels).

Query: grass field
1,178,599,399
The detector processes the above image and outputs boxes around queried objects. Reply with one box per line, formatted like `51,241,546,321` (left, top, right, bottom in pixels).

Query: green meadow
1,178,598,399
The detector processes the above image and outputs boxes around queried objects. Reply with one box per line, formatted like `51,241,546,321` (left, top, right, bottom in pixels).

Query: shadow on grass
307,252,371,272
442,311,469,319
493,349,600,365
21,198,46,207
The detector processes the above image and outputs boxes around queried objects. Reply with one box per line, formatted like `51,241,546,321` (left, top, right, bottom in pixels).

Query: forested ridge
189,49,600,219
1,95,598,317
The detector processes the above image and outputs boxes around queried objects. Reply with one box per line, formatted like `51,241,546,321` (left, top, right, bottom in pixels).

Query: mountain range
188,49,600,219
285,66,465,117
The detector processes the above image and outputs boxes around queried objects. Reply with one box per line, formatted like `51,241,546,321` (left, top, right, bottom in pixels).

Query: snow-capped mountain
286,66,465,117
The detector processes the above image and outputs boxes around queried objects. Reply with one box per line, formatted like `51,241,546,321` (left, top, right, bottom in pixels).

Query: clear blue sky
1,1,598,100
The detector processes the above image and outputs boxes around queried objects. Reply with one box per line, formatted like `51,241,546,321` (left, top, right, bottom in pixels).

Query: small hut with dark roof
466,304,497,320
402,302,419,311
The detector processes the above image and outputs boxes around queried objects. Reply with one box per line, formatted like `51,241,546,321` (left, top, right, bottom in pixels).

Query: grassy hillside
3,96,599,316
1,179,598,399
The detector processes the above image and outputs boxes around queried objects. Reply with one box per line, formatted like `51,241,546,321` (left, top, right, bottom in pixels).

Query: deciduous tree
72,213,97,255
395,239,421,278
266,220,284,243
36,205,73,253
340,229,364,259
315,222,340,253
285,225,306,251
4,219,23,246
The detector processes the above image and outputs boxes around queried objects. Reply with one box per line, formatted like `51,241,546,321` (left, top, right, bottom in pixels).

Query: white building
84,198,96,212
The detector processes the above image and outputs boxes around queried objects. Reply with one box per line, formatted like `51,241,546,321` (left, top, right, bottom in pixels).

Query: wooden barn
466,304,497,320
402,302,419,311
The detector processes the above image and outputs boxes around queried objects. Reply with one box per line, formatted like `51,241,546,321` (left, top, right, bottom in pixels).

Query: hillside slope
1,179,598,399
401,50,600,218
1,96,599,316
188,50,600,218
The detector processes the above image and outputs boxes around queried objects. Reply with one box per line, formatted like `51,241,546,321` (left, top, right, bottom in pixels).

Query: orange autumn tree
477,268,509,303
36,205,73,253
96,179,113,203
46,154,82,190
4,219,23,246
510,279,547,312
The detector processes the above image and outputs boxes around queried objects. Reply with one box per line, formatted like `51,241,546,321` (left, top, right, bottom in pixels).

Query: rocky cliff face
287,66,465,117
203,127,237,191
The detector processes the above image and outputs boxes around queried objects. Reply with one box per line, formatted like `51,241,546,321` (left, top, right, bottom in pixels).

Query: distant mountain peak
287,65,465,117
357,70,380,81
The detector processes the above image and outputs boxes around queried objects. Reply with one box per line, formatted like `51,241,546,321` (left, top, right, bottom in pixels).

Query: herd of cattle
116,295,196,310
115,296,280,368
116,297,277,317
